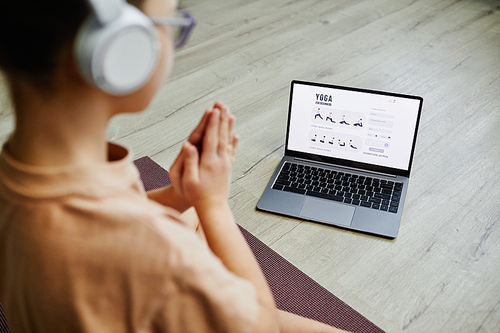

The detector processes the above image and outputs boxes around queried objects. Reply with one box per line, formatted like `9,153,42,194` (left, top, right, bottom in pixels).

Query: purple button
369,147,384,153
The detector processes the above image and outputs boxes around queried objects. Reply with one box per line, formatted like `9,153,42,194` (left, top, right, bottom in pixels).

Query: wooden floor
1,0,499,332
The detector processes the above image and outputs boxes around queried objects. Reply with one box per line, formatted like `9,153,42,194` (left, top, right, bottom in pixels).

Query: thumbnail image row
311,108,364,128
309,130,362,152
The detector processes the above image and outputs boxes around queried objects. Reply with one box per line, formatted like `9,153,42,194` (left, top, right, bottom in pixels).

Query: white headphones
74,0,161,95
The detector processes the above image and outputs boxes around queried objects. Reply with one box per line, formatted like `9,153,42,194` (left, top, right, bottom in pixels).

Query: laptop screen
286,81,423,175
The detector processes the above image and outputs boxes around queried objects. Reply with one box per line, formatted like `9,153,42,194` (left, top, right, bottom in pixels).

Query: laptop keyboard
272,162,403,213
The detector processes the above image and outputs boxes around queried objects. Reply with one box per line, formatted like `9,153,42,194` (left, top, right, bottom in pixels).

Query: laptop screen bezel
285,80,423,178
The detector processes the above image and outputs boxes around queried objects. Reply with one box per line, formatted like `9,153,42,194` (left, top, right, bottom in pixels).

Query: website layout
287,83,421,171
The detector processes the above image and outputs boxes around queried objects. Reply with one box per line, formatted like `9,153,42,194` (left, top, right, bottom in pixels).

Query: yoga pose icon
314,108,323,120
339,114,350,125
338,139,346,147
320,135,326,143
311,134,317,142
349,140,358,149
354,117,363,127
329,136,335,145
325,112,336,123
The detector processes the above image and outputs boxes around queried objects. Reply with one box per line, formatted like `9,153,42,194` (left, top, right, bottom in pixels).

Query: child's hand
187,102,237,157
170,103,238,208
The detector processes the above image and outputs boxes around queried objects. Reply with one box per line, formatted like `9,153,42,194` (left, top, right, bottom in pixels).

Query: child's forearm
195,201,279,333
146,185,191,213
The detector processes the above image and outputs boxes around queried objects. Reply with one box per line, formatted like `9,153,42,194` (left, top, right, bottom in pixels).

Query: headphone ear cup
74,5,161,95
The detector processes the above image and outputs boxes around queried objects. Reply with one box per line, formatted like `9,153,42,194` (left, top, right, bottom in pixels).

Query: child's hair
0,0,144,87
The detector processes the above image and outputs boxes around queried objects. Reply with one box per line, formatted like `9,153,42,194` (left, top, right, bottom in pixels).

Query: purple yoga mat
0,303,8,333
133,156,384,333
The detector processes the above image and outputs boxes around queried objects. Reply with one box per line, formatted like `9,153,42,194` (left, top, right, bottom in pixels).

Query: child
0,0,347,332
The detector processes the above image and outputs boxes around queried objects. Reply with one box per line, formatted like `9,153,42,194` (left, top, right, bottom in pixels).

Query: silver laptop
257,80,423,238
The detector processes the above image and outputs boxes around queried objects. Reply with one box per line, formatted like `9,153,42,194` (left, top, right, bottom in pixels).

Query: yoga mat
0,303,8,333
133,156,384,333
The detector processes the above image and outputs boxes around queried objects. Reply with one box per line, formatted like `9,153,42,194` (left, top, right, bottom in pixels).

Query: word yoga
316,94,332,102
315,93,333,106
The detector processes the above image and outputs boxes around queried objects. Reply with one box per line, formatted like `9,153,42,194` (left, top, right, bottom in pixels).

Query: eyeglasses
150,9,196,49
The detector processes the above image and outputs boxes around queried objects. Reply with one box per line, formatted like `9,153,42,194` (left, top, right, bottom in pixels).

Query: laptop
257,80,423,238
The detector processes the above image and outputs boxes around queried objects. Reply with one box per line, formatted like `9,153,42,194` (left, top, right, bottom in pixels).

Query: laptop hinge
293,158,398,178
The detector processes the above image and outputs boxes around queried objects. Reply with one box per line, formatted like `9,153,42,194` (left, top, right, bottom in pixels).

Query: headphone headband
86,0,124,24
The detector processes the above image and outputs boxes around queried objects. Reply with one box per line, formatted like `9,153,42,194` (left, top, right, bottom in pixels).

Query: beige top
0,143,258,333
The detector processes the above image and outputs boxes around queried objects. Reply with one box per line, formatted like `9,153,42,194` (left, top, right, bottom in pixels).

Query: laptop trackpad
299,198,355,227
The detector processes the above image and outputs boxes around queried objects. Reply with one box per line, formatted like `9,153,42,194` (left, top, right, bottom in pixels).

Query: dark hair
0,0,144,87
